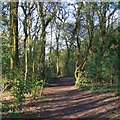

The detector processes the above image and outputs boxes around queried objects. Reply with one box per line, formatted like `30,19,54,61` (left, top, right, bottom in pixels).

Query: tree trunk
56,34,60,76
40,26,46,79
55,23,60,76
10,2,19,69
97,2,107,83
118,1,120,95
22,3,28,84
24,37,28,84
74,2,94,86
47,23,53,71
63,22,70,75
28,13,32,60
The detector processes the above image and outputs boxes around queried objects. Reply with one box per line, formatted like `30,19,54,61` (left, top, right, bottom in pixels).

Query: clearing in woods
2,77,119,119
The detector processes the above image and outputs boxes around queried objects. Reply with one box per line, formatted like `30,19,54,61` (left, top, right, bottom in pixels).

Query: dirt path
32,77,119,119
2,77,119,119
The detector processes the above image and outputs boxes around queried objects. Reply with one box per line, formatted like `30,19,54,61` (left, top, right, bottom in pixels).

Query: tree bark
75,2,94,86
40,26,46,79
10,2,19,69
56,24,60,76
63,22,70,76
97,2,107,83
47,22,53,71
118,1,120,96
21,2,28,84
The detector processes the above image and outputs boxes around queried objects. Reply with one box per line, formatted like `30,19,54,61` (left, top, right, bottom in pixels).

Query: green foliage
31,80,44,99
78,84,119,96
10,71,25,110
81,28,119,86
2,102,15,112
58,49,76,77
78,84,91,91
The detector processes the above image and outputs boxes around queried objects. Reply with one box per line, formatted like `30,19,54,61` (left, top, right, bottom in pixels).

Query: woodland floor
2,77,120,119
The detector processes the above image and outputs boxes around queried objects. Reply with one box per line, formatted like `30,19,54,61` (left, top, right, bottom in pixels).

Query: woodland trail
2,77,119,119
32,77,119,119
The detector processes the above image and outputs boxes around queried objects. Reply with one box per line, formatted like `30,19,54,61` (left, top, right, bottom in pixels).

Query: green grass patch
6,112,20,118
46,77,59,85
78,84,120,96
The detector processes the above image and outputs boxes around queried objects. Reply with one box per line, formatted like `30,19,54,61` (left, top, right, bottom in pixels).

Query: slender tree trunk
14,2,19,67
32,39,36,82
23,9,28,84
47,23,53,71
40,27,46,79
97,2,107,83
74,23,81,83
33,35,40,82
75,53,88,86
28,14,32,60
10,2,19,70
39,28,46,95
63,22,70,75
118,1,120,95
24,37,28,84
56,28,60,76
21,2,28,84
75,3,94,86
74,3,82,85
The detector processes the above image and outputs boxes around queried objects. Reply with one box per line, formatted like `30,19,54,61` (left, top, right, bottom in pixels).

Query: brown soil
2,77,120,119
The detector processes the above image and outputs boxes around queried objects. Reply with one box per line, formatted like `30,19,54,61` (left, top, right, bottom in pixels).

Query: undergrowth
78,83,120,96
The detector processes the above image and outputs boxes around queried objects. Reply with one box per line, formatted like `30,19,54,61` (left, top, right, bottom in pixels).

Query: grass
46,77,58,85
5,112,21,119
78,83,120,96
2,90,53,113
2,76,57,116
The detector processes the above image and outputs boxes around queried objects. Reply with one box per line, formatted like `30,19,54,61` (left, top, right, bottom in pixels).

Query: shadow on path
2,77,119,119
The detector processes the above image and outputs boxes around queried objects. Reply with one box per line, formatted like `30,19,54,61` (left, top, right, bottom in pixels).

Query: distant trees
36,2,58,79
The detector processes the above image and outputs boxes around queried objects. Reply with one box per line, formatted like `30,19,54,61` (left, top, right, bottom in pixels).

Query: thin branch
1,83,10,94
